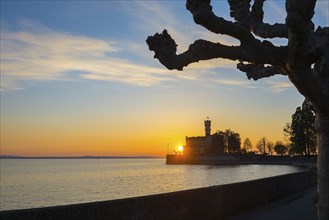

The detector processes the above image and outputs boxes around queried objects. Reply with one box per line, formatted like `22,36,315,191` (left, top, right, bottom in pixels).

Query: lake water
0,158,306,211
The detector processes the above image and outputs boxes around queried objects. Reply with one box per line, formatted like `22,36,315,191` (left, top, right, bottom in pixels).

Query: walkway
230,186,317,220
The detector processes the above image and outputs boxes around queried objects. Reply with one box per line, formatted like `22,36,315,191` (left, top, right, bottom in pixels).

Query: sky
1,0,328,157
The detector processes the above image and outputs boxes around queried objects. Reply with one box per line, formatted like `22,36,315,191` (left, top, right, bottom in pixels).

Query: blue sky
1,0,328,156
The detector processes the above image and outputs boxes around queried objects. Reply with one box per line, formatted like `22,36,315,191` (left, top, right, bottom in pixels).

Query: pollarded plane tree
146,0,328,219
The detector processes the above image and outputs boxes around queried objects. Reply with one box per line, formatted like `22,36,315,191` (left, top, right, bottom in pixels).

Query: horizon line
0,155,164,159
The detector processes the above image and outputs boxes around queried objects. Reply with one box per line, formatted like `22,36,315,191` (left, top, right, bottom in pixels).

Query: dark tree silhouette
213,129,241,153
283,122,293,149
274,144,288,156
243,137,253,153
226,129,241,153
266,141,274,156
289,99,317,155
256,137,267,155
211,131,225,154
146,1,328,218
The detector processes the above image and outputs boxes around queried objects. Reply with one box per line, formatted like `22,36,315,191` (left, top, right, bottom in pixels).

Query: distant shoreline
0,155,164,159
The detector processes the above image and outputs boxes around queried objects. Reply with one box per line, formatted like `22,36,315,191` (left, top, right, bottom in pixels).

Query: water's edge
2,158,308,211
166,154,317,166
0,170,316,220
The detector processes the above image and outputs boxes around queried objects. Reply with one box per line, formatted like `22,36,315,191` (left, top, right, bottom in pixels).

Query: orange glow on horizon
1,113,288,157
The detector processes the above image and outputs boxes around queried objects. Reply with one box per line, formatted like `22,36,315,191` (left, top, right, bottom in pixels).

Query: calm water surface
0,158,305,211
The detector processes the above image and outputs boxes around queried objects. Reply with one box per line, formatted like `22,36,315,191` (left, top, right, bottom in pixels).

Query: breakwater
166,154,317,166
0,170,316,220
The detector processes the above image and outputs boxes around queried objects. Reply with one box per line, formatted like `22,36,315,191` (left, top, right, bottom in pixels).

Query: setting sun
178,146,184,153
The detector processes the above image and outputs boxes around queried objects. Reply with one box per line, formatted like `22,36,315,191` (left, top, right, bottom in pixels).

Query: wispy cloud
0,17,242,92
132,1,239,50
213,78,257,89
0,20,178,91
265,79,293,93
212,74,294,93
1,1,297,93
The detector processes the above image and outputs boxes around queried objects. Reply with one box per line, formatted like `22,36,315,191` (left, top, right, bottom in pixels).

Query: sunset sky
1,0,328,157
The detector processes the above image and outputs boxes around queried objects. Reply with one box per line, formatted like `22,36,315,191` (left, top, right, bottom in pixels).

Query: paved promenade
230,186,317,220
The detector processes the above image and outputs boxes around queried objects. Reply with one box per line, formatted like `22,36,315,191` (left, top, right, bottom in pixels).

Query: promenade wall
166,154,317,166
0,170,316,220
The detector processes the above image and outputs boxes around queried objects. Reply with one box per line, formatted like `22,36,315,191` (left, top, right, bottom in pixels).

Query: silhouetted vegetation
256,137,267,155
242,138,253,153
274,143,288,156
274,141,288,156
213,129,241,154
284,99,317,156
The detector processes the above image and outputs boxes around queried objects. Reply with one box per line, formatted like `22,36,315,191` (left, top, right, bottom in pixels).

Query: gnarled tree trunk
317,114,329,219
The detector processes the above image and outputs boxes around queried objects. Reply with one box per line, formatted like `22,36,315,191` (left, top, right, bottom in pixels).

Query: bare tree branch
250,0,288,38
186,0,254,43
228,0,251,29
147,30,287,71
147,30,245,70
237,63,286,80
227,0,288,38
314,27,329,78
147,0,290,74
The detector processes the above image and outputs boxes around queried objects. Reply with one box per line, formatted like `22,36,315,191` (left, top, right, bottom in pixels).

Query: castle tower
204,118,211,137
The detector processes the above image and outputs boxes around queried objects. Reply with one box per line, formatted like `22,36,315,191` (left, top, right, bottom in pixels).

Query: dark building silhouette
204,119,211,136
184,119,224,155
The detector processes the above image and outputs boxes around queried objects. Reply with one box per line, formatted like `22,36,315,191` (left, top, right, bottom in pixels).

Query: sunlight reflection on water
0,158,305,210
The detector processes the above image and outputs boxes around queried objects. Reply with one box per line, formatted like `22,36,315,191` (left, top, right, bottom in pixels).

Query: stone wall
0,170,316,220
166,154,317,166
